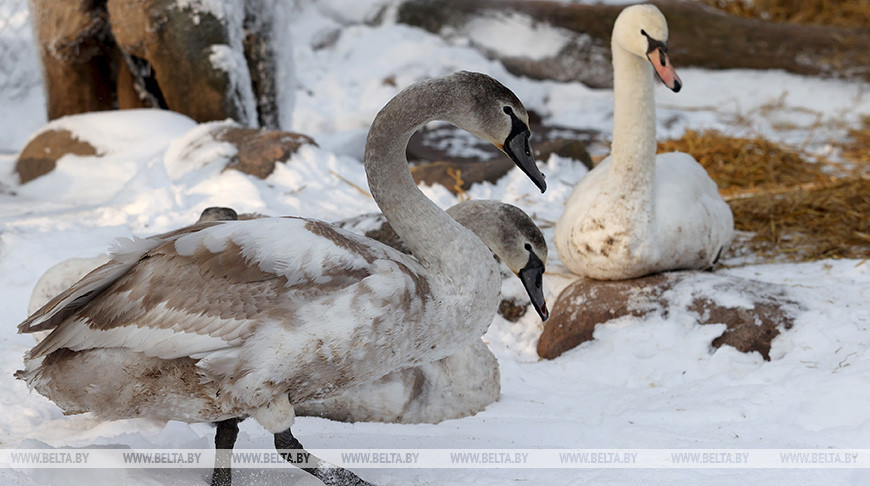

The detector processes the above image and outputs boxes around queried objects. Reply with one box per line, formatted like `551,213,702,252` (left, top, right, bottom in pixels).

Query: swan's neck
364,81,491,276
610,43,657,187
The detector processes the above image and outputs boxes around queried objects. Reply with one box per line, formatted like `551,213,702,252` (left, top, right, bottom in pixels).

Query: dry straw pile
658,129,869,262
702,0,870,28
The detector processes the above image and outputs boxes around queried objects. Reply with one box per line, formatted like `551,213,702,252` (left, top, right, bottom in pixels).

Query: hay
728,178,870,261
658,129,869,262
657,129,834,199
702,0,870,29
837,116,870,169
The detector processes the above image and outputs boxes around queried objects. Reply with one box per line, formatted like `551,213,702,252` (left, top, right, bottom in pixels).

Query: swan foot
274,427,374,486
211,417,242,486
705,246,725,272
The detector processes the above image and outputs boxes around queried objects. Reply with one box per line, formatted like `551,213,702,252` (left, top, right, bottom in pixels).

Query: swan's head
448,71,547,193
198,206,239,223
612,4,682,92
447,200,549,321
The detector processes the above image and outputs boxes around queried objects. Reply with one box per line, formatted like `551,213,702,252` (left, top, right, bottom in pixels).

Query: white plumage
554,4,733,280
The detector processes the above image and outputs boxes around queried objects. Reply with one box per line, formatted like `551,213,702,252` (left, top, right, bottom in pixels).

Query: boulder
538,271,800,360
28,0,117,119
29,0,280,127
16,129,99,183
14,122,315,183
406,118,594,194
213,126,316,179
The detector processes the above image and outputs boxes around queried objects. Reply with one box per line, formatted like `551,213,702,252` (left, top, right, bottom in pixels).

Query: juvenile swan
16,71,547,486
26,203,548,425
554,4,733,280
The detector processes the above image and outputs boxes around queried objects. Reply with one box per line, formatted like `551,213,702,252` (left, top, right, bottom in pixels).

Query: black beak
518,250,548,321
502,118,546,193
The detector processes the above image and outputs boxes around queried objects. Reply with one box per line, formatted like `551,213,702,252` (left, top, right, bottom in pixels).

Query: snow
463,11,574,60
1,1,869,485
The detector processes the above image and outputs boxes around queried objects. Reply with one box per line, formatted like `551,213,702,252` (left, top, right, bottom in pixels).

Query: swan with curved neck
17,72,547,486
26,202,547,425
554,4,733,280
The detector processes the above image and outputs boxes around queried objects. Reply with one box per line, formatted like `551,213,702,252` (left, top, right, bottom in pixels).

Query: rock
16,129,99,183
689,280,797,360
14,121,315,183
498,298,528,322
538,271,800,360
107,0,257,125
537,274,672,359
406,118,596,194
535,138,594,170
410,159,516,195
213,126,316,179
28,0,116,119
29,0,280,126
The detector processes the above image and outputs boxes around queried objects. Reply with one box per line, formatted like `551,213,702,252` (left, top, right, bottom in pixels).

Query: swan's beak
518,251,549,321
501,129,547,193
648,47,682,92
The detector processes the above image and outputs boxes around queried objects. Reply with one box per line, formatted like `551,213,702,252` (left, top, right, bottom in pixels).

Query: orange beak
648,47,682,92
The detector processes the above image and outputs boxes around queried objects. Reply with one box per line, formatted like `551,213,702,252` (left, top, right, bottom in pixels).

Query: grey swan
16,71,547,486
26,203,548,425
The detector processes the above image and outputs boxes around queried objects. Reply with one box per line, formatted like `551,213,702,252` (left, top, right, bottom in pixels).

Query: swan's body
554,4,733,280
26,201,547,425
17,71,547,485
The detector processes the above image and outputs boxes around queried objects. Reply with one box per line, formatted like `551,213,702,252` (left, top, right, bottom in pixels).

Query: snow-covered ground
1,1,869,484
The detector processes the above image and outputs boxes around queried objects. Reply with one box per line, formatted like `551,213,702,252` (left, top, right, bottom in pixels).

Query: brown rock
689,280,797,360
537,274,672,359
406,119,596,194
29,0,117,119
107,0,253,124
410,159,516,195
498,298,528,322
535,138,594,170
14,123,316,183
16,129,99,183
30,0,280,126
214,126,316,179
538,271,800,360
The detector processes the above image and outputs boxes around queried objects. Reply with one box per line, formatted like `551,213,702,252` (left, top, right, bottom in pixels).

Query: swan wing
24,217,426,364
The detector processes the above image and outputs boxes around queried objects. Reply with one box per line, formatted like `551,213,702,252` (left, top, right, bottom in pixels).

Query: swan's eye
524,243,532,251
641,29,647,36
503,106,513,115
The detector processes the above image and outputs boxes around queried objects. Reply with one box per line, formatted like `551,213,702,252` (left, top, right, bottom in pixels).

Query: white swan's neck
364,80,490,275
610,43,657,188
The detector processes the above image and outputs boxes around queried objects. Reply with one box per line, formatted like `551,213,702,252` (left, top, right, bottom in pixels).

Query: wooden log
398,0,870,87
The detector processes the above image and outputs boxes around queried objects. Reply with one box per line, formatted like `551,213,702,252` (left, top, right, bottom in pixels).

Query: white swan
26,203,547,425
554,4,733,280
16,71,547,486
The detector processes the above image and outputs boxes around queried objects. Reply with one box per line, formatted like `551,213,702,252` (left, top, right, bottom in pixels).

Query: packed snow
1,1,868,485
